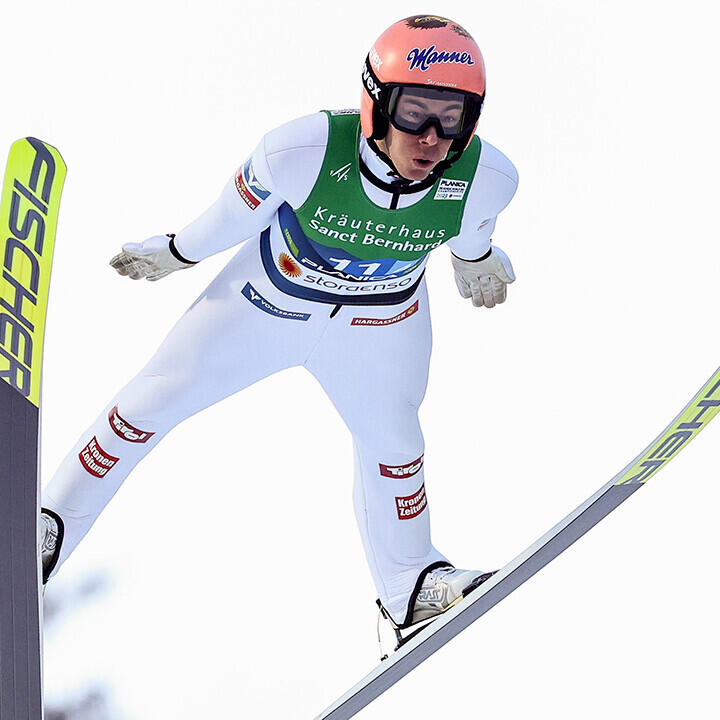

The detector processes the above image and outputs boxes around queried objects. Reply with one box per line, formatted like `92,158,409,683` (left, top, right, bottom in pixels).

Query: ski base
315,365,720,720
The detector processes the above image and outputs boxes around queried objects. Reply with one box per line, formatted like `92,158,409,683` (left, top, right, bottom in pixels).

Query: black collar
358,156,438,195
361,136,464,195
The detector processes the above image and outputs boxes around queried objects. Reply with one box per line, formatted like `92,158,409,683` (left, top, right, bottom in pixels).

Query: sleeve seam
477,162,518,184
265,144,327,159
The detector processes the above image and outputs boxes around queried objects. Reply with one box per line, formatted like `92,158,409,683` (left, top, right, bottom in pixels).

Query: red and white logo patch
351,301,419,326
395,484,427,520
379,454,424,479
234,159,270,210
79,437,118,478
235,170,260,209
108,406,154,444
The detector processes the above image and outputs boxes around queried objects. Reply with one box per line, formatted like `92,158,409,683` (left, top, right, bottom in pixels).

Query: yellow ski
316,366,720,719
0,137,66,720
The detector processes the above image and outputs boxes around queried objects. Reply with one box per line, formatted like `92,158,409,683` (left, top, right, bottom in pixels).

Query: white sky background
2,1,719,718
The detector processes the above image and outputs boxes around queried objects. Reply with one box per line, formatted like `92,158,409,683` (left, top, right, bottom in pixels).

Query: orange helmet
361,15,486,152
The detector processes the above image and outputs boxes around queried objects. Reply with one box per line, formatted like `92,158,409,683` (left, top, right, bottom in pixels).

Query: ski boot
377,564,495,659
39,509,63,585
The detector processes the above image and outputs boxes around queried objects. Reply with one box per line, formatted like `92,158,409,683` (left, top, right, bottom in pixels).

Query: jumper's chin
397,159,437,181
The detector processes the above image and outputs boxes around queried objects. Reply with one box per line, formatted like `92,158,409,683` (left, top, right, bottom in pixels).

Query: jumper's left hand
451,246,515,308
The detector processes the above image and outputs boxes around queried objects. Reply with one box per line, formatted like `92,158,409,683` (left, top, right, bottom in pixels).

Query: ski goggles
383,85,484,140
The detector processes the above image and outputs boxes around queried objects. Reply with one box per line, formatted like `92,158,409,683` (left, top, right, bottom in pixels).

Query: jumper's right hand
109,234,196,281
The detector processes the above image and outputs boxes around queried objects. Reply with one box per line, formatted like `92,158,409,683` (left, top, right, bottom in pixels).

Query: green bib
294,111,481,262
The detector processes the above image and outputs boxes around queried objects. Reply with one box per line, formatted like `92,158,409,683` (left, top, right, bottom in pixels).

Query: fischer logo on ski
0,138,64,406
615,376,720,485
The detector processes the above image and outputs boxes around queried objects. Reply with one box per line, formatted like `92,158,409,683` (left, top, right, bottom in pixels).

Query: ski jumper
43,111,518,624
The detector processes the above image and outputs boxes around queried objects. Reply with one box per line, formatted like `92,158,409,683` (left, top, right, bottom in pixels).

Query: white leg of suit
44,239,321,570
305,282,447,623
44,238,446,622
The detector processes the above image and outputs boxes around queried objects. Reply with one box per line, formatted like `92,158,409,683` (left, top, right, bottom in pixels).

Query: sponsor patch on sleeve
108,406,154,444
79,436,119,478
235,158,271,210
434,178,469,201
395,484,427,520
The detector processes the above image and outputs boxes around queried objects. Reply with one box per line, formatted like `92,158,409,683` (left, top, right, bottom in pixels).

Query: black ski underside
0,379,42,719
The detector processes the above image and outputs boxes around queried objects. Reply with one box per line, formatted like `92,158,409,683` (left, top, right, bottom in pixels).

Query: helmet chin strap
367,136,464,184
366,137,405,180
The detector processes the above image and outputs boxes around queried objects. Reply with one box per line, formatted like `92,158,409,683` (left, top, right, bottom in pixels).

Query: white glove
109,234,196,281
451,246,515,308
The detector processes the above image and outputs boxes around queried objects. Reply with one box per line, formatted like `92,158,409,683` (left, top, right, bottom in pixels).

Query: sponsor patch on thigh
379,454,424,478
351,300,419,326
395,484,427,520
241,282,311,321
108,406,154,444
79,437,118,478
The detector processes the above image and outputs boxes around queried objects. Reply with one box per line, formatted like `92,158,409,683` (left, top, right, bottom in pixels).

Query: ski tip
8,137,67,171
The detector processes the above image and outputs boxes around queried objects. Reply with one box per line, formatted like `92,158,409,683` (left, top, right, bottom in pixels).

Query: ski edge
314,364,720,720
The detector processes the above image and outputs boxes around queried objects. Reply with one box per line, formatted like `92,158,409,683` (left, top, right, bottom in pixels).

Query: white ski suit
44,111,517,624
